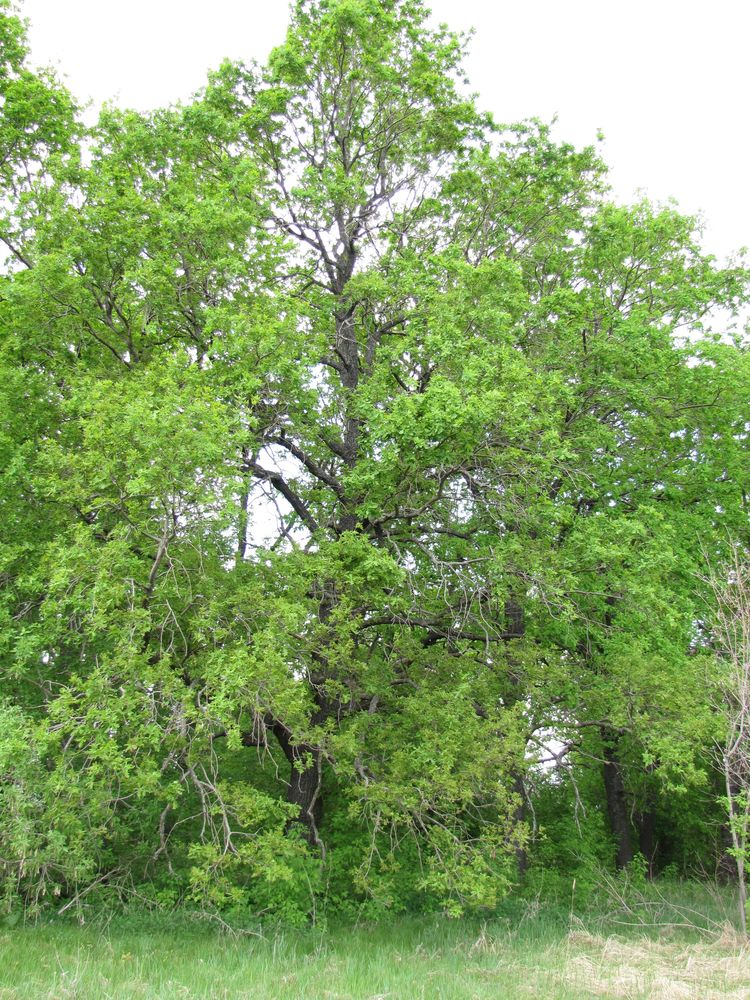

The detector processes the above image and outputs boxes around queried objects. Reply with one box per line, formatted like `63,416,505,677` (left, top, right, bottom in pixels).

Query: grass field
0,882,748,999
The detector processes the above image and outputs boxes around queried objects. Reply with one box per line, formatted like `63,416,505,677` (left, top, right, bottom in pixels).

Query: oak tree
1,0,748,915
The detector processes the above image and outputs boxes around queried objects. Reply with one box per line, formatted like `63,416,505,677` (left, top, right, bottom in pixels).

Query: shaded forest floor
0,883,748,999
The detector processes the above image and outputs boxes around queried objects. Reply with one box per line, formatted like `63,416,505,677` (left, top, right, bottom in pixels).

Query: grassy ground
0,883,748,999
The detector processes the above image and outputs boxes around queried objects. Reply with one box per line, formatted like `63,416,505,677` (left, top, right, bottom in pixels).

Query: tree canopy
1,0,748,919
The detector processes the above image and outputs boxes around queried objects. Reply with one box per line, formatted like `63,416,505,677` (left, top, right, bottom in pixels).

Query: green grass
0,883,747,999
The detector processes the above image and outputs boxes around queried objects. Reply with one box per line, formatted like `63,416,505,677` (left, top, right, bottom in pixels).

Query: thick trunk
637,807,658,878
637,764,658,878
512,773,529,878
506,598,528,878
272,721,325,855
601,731,633,869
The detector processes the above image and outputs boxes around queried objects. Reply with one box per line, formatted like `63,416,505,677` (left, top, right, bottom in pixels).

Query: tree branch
243,460,320,534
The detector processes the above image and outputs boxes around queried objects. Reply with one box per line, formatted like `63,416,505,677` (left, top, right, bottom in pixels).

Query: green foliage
0,0,748,922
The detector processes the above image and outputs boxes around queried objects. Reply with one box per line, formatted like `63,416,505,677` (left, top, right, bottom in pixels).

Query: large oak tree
1,0,748,915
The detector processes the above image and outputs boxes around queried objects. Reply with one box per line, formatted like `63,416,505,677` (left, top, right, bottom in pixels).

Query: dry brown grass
560,924,750,999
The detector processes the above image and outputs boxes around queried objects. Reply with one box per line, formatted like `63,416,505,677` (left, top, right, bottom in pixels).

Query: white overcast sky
19,0,750,263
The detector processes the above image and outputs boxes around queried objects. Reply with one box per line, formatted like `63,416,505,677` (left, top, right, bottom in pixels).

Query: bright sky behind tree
19,0,750,264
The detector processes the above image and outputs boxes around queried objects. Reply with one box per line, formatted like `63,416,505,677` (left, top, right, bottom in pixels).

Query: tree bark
637,807,658,878
512,773,529,878
636,763,659,878
272,721,325,856
506,597,528,879
601,730,634,869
